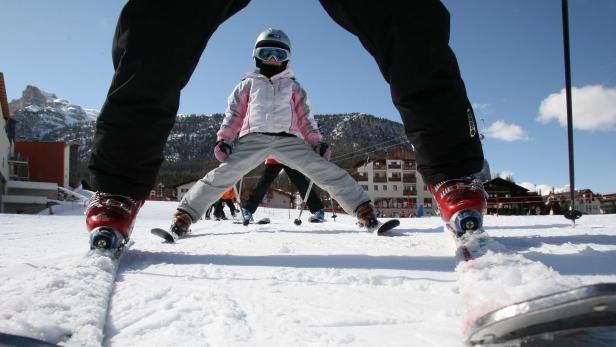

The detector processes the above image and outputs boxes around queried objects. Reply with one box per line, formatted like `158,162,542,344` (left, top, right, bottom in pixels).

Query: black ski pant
204,203,215,219
214,199,236,218
244,163,324,214
89,0,483,200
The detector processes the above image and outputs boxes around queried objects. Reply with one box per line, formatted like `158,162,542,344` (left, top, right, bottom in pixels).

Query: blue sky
2,1,616,194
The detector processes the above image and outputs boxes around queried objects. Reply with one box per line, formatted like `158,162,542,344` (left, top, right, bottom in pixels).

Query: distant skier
86,1,486,250
244,158,325,223
213,187,237,220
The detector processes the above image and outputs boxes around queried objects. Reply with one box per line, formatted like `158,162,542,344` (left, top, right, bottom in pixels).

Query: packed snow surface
1,201,615,346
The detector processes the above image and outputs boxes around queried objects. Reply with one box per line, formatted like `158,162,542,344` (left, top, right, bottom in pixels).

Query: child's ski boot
86,192,144,250
355,202,400,235
309,209,325,223
170,210,192,239
356,202,380,231
150,210,192,243
428,178,487,238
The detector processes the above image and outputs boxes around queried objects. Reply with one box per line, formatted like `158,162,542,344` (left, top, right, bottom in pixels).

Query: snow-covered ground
1,201,615,346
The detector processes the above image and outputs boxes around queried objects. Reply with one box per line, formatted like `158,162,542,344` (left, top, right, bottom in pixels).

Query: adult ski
0,242,133,346
0,332,60,347
466,283,616,346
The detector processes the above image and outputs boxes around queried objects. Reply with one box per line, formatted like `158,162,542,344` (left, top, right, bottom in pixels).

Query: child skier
167,28,379,238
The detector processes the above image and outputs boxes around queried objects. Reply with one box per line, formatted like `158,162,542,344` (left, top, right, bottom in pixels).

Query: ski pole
231,177,246,225
561,0,582,224
294,180,314,226
329,193,337,221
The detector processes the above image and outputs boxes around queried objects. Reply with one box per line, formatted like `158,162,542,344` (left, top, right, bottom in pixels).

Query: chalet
484,177,546,215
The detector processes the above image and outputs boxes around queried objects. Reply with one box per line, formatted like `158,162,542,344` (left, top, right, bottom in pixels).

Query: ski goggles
254,47,290,62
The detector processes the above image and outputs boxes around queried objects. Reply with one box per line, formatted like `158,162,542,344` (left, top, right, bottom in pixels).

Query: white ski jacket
216,68,323,146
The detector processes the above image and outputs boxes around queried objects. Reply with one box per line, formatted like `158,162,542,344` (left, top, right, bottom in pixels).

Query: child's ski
150,228,180,242
373,219,400,236
232,217,271,225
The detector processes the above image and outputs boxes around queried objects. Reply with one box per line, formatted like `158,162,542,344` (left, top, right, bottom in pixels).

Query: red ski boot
86,192,144,250
429,178,487,237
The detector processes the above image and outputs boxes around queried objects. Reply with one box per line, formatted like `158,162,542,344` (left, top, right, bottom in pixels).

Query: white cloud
537,85,616,131
519,182,569,196
484,120,529,142
498,171,515,180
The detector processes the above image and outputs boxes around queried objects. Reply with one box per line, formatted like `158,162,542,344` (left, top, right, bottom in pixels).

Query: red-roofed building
13,140,81,188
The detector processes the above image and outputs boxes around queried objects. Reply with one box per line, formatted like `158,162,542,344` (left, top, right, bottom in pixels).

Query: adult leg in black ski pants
88,0,250,200
318,0,484,184
244,163,324,214
89,0,482,200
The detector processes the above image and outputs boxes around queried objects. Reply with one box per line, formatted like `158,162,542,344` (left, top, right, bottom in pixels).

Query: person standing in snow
212,187,238,220
86,1,486,249
164,28,379,238
244,158,326,223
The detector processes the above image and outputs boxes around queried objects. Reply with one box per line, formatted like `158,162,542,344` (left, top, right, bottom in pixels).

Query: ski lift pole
561,0,582,223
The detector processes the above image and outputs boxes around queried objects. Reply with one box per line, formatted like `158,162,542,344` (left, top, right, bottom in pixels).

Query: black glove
214,140,232,162
216,140,232,155
313,142,329,157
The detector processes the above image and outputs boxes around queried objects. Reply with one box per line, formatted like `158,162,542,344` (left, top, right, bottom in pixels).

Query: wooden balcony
402,165,416,171
373,177,387,183
356,176,368,182
403,190,417,196
402,177,417,183
387,163,401,169
388,177,401,182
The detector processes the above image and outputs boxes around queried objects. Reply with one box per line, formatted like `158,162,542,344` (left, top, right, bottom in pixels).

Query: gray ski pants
177,133,371,222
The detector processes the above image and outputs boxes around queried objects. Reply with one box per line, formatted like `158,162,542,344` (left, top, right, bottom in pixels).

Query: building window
383,185,387,191
361,185,368,190
374,185,378,191
393,185,398,191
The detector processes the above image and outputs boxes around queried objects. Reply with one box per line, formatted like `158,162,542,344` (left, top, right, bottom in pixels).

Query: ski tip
376,219,400,236
150,228,176,243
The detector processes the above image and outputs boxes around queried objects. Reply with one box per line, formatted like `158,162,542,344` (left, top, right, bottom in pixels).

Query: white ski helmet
252,28,291,59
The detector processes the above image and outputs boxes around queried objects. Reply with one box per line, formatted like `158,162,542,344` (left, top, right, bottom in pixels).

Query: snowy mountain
1,203,615,346
9,85,98,139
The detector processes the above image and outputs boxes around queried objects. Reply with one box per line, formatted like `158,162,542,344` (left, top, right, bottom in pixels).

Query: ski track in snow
1,202,616,346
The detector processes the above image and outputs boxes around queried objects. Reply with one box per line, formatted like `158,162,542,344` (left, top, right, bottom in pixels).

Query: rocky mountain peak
10,85,99,139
